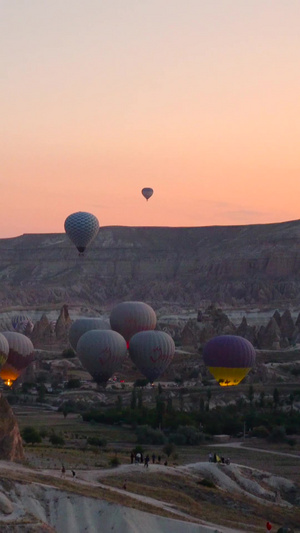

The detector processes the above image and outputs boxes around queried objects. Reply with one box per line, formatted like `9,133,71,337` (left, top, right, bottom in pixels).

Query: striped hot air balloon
0,332,35,386
64,211,99,254
129,330,175,382
202,335,256,386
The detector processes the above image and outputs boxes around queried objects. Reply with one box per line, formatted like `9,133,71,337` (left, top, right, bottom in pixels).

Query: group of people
208,452,230,465
130,451,167,467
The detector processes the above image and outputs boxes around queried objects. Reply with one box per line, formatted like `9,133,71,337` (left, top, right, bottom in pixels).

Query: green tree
130,388,137,410
273,387,280,409
258,391,265,408
22,426,42,445
248,385,254,405
116,395,123,410
163,442,175,458
156,396,165,428
37,384,47,403
206,388,212,411
137,388,143,409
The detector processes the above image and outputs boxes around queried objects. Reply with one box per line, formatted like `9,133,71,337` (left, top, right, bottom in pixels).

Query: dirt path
0,460,246,533
209,441,300,459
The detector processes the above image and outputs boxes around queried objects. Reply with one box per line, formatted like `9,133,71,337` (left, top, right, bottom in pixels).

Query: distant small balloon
64,211,99,254
141,188,153,201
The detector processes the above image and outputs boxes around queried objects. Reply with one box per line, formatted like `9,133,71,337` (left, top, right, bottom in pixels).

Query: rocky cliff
1,220,300,309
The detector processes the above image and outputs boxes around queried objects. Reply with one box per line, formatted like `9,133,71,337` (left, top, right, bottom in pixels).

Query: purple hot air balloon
202,335,256,386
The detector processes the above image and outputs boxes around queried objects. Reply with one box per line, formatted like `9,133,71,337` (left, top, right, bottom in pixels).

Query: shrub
136,425,166,445
110,456,120,467
197,478,216,488
62,348,76,359
251,426,270,438
176,425,204,445
163,442,175,457
66,378,81,389
87,436,107,447
22,426,42,445
134,378,149,387
49,434,65,446
169,433,186,445
268,426,286,443
286,437,297,447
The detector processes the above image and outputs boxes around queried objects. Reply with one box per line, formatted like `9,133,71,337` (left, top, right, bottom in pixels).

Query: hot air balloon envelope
0,332,34,386
69,318,111,351
203,335,256,386
64,211,99,253
141,188,153,201
77,329,127,384
129,330,175,382
110,301,157,343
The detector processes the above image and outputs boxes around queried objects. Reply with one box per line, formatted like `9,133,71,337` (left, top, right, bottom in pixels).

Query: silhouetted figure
152,453,156,464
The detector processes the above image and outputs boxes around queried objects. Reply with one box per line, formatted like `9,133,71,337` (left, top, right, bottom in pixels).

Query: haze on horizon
1,1,300,238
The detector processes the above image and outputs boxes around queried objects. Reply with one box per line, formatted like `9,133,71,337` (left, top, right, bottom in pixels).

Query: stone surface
0,395,24,462
0,221,300,308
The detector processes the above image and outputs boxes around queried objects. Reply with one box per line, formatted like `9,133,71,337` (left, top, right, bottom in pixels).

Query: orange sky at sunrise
1,1,300,237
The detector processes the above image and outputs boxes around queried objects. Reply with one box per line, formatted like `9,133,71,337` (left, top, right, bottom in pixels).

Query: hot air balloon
11,314,34,334
0,332,35,386
76,330,127,384
64,211,99,254
110,301,157,344
69,318,111,351
129,330,175,382
141,188,153,201
0,334,9,370
202,335,256,387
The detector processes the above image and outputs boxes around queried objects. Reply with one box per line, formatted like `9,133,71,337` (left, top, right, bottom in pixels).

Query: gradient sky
1,1,300,237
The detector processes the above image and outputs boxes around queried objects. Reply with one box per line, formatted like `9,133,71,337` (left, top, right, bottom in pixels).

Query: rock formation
0,220,300,308
55,304,71,340
0,395,24,461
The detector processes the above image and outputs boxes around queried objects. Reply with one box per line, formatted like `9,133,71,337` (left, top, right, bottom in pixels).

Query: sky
1,0,300,237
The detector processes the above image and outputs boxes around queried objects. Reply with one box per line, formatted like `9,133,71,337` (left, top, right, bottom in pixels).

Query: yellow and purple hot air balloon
202,335,256,386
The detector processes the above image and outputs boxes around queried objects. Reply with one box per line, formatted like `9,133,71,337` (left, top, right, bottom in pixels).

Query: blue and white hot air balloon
64,212,99,254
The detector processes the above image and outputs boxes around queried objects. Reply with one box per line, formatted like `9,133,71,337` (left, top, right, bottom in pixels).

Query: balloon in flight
64,211,99,254
0,332,35,386
202,335,256,386
129,330,175,382
141,188,153,201
110,301,157,343
76,329,127,384
69,318,111,351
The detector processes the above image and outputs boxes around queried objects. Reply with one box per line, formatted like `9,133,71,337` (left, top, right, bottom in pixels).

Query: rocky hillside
1,220,300,309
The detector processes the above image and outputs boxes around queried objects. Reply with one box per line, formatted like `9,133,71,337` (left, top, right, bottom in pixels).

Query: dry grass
100,470,300,531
